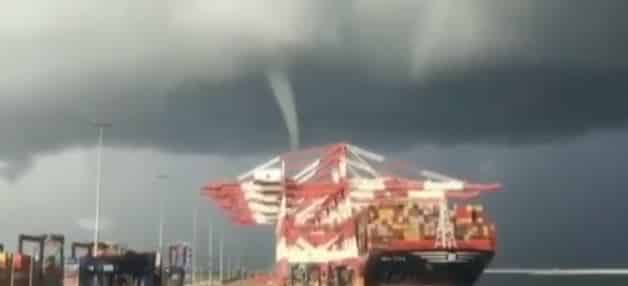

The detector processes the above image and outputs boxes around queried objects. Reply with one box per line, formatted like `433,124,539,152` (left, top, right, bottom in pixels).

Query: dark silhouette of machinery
69,241,161,286
17,234,65,286
163,242,191,286
70,242,94,260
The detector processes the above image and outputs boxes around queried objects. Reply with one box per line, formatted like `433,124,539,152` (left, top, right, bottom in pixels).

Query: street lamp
192,199,198,286
92,122,111,255
208,214,213,286
219,233,223,284
156,174,168,255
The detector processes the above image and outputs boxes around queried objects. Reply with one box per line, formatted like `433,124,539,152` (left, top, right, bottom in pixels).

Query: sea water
477,275,628,286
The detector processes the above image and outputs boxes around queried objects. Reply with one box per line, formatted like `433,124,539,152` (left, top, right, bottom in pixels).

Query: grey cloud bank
1,0,628,178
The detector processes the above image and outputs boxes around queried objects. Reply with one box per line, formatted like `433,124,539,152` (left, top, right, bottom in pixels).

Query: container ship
202,143,500,286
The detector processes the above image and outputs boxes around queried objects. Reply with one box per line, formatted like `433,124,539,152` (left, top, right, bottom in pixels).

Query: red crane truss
201,142,500,270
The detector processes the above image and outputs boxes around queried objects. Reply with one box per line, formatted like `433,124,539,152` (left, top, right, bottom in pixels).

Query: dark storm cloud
128,63,628,155
3,64,627,175
1,0,628,178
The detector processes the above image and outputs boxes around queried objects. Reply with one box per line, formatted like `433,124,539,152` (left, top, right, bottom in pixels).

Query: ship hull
364,250,494,286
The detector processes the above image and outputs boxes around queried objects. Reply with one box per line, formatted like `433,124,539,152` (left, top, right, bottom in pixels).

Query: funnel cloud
266,68,300,151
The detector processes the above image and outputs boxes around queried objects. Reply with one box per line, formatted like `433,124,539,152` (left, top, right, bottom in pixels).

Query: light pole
192,200,198,286
92,122,111,255
157,174,168,256
208,215,213,285
225,246,230,280
219,233,223,284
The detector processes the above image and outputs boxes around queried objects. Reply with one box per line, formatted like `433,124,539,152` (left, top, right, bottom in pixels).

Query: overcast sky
1,0,628,270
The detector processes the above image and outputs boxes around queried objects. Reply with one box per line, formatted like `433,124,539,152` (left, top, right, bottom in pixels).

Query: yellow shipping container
0,253,6,268
464,226,477,240
379,209,394,220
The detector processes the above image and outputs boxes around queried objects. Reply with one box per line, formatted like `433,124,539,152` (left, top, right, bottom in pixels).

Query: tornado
266,68,300,151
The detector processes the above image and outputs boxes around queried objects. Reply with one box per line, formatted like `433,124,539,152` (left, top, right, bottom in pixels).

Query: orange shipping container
0,253,7,268
457,218,472,224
